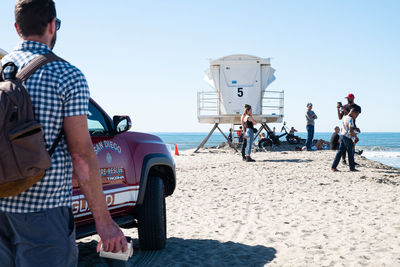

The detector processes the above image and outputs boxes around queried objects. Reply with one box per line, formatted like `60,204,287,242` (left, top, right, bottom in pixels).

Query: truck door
72,101,138,221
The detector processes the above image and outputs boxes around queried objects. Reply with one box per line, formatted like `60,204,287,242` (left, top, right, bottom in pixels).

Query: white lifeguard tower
195,54,284,152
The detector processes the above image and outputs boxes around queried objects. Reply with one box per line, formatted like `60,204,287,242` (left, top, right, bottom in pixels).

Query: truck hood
125,131,164,144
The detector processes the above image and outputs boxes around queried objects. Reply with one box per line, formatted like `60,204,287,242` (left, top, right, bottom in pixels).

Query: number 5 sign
237,87,243,97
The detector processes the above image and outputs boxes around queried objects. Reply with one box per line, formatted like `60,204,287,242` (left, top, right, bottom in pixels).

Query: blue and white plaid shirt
0,41,90,213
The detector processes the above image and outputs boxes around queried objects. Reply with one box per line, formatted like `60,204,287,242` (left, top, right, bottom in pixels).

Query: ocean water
153,132,400,169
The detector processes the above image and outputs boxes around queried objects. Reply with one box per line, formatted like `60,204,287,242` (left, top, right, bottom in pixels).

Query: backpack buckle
1,62,18,81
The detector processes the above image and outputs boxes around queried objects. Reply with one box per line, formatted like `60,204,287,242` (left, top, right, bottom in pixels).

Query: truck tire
138,176,166,250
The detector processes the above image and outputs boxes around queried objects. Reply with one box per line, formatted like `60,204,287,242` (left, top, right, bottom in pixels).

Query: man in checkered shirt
0,1,127,266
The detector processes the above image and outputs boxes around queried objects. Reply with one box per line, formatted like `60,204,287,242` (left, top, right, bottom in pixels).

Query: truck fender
136,153,175,205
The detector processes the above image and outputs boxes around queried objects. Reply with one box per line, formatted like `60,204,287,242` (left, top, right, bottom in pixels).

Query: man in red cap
337,93,362,164
337,94,361,121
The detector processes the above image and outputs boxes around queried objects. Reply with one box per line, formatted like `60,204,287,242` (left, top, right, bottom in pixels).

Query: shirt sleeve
58,66,90,118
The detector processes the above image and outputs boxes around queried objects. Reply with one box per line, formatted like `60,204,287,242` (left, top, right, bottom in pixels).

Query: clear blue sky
2,1,399,133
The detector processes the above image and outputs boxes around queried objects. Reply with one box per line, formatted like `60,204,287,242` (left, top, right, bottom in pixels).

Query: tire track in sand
227,171,261,243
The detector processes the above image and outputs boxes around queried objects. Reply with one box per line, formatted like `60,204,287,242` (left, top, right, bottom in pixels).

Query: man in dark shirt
228,128,233,143
330,125,350,164
330,126,340,150
337,93,361,132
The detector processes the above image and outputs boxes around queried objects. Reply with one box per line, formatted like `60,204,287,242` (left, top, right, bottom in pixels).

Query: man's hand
96,219,128,253
354,136,359,144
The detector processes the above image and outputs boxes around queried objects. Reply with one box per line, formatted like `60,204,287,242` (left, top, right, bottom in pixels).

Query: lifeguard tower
195,54,284,152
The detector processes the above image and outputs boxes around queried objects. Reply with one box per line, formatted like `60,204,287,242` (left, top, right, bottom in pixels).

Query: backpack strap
16,53,66,156
16,53,64,82
48,128,64,156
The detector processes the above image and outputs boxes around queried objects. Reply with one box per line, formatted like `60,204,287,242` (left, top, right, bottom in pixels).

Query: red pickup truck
73,98,176,250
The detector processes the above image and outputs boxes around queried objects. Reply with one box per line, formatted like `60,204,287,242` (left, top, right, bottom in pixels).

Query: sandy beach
78,146,400,266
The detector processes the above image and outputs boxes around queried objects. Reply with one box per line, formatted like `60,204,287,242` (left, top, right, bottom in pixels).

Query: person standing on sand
331,107,361,172
305,103,318,150
0,1,127,266
240,105,250,160
337,93,362,164
243,105,257,162
228,128,233,143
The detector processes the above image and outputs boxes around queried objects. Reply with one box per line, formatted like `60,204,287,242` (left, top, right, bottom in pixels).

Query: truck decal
100,167,124,177
93,140,122,155
100,167,127,184
72,186,139,217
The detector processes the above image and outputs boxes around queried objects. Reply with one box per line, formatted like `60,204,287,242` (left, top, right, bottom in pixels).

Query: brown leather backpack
0,53,64,198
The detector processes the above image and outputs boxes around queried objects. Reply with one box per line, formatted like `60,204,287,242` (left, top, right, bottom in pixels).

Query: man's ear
48,17,56,35
14,22,22,37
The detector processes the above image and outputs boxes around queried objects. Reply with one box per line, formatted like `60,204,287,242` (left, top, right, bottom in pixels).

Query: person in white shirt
331,107,361,172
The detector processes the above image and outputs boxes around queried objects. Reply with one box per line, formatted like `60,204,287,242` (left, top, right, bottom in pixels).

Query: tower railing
197,90,284,118
262,90,284,117
197,91,219,117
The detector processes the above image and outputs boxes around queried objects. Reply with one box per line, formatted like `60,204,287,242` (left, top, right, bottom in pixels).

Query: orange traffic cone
174,144,179,156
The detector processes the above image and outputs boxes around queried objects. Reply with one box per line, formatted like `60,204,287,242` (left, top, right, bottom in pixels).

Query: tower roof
210,54,271,65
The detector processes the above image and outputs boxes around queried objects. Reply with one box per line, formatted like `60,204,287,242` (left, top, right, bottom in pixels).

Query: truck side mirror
113,115,132,134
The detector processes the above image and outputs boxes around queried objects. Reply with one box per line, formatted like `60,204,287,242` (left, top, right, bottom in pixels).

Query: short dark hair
15,0,56,37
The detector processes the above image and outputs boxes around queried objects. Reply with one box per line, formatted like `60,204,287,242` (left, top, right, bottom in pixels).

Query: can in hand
98,237,133,261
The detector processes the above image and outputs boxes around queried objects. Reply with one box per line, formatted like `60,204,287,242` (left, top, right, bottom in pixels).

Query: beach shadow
78,237,276,267
260,159,312,163
382,170,400,174
371,170,400,174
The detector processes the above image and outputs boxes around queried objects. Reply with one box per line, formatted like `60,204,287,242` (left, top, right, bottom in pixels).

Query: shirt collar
15,40,52,53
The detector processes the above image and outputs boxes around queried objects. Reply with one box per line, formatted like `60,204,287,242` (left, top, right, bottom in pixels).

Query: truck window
88,102,109,135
